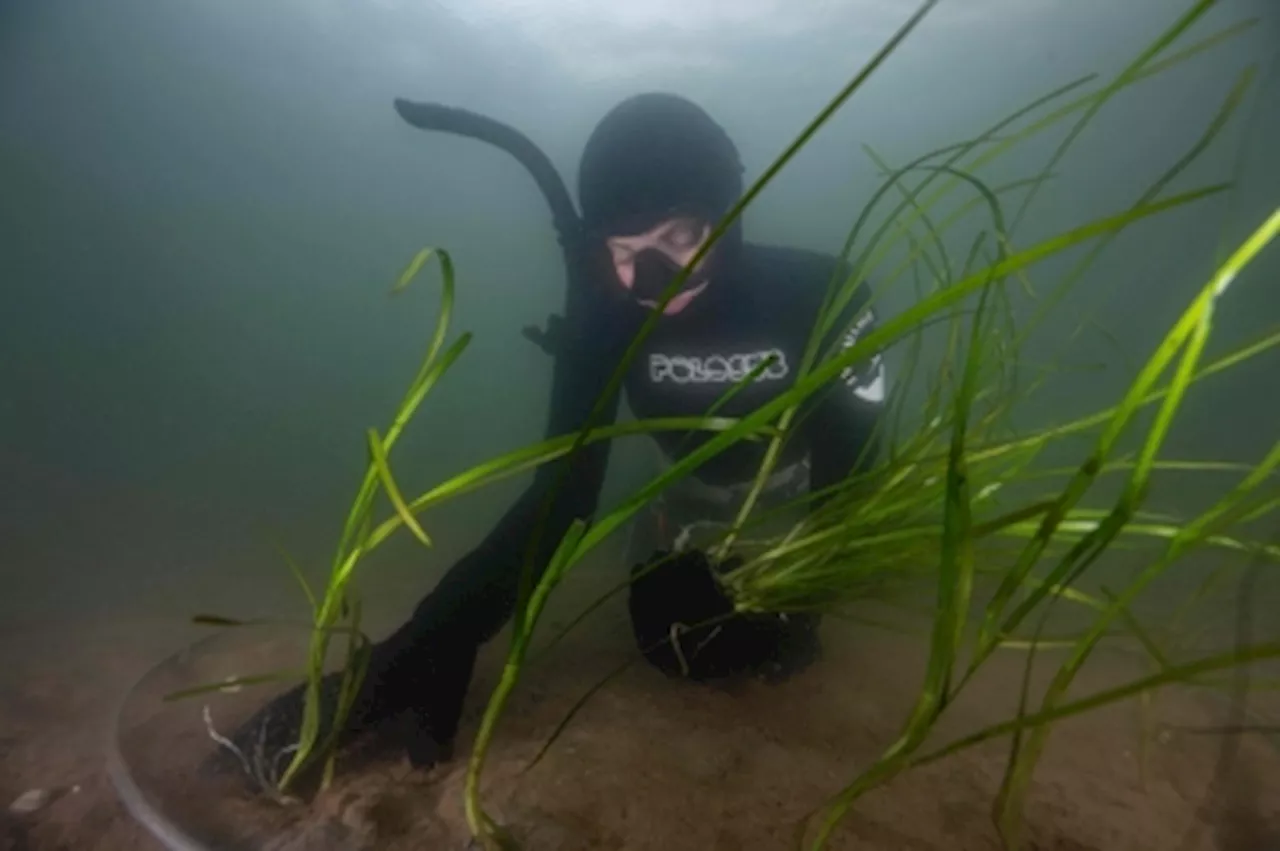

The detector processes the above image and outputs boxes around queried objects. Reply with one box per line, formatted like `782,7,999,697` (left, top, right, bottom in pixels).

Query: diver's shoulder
742,241,836,274
740,242,870,302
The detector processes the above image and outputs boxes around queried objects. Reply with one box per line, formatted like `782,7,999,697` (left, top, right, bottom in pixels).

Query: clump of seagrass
459,2,1280,850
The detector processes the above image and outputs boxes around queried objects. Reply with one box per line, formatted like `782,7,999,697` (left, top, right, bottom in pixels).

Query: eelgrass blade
1102,586,1172,672
886,251,933,460
321,595,371,790
354,416,771,556
391,247,456,377
387,305,467,451
933,236,1002,704
464,520,588,843
367,427,432,547
671,352,785,460
996,517,1280,560
994,594,1057,842
861,144,956,285
272,542,318,616
528,549,692,662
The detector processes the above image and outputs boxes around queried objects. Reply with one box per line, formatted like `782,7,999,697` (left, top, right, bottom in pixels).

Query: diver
233,92,887,773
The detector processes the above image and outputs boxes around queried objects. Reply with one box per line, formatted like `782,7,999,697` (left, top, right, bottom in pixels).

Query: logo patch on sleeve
838,309,886,403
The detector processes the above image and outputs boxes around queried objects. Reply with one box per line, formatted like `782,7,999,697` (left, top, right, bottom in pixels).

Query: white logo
842,354,886,403
841,309,876,348
649,349,790,384
838,309,886,403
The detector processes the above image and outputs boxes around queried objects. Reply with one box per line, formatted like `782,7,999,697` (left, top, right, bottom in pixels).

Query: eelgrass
450,1,1280,848
169,0,1277,848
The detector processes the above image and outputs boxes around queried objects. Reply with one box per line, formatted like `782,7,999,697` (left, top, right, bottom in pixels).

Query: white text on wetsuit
649,349,790,384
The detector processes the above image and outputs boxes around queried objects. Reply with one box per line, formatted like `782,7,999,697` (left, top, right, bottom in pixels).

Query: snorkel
392,98,587,355
393,93,745,329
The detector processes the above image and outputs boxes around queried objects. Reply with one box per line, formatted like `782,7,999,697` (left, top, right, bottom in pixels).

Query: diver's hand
362,634,478,767
628,548,821,682
214,635,477,787
628,548,736,680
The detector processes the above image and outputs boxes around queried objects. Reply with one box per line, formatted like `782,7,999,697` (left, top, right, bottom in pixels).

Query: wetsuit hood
577,92,745,255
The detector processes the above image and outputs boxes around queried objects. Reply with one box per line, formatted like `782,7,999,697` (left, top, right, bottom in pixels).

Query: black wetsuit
231,92,885,773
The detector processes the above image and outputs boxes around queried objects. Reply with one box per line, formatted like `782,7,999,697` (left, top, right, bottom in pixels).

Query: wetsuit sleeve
803,289,886,500
398,279,622,647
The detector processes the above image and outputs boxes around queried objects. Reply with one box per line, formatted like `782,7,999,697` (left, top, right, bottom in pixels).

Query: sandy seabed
3,581,1278,851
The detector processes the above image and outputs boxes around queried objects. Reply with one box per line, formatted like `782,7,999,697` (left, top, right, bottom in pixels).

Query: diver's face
606,215,712,315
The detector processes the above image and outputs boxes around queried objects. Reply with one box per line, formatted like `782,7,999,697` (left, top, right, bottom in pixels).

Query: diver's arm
401,345,620,646
395,307,622,649
356,313,622,767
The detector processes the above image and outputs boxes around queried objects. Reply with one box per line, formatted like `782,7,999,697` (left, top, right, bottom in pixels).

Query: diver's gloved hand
627,548,821,683
214,631,477,786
